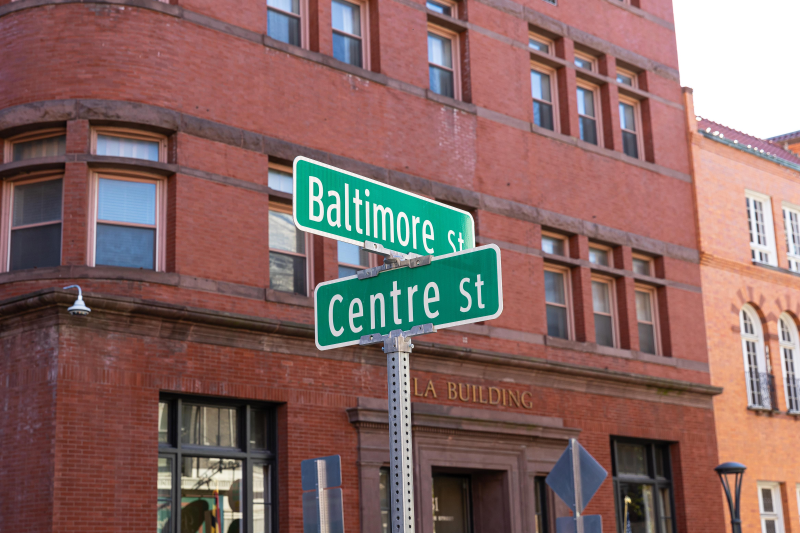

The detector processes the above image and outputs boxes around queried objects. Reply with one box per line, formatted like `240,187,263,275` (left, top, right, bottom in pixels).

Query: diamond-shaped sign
546,439,607,515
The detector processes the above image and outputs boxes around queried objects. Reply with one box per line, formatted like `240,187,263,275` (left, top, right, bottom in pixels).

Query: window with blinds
11,133,66,162
8,178,63,271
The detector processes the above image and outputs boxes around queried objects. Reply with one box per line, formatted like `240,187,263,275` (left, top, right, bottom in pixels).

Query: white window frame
90,127,168,162
544,264,574,340
0,172,64,273
591,275,618,348
530,61,560,133
576,80,603,148
783,204,800,272
427,24,461,101
635,284,660,356
779,313,800,414
740,304,770,409
331,0,370,69
746,191,778,267
618,94,644,160
757,482,785,533
528,31,554,56
3,128,66,164
616,67,638,88
632,254,653,276
266,0,309,48
541,231,568,257
574,51,597,72
87,170,168,272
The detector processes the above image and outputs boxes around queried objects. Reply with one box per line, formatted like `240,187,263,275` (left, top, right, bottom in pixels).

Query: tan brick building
685,88,800,533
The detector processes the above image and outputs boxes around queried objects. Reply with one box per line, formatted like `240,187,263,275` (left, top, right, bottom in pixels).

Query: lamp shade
715,462,747,475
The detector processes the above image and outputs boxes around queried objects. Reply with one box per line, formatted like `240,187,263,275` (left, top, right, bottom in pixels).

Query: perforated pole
384,332,416,533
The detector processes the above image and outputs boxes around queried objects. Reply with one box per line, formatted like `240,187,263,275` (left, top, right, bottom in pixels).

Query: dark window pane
617,442,648,476
13,179,62,227
269,252,307,295
595,313,614,347
580,117,598,145
250,408,268,449
13,135,66,161
619,483,656,533
534,101,554,130
432,475,471,533
332,32,362,67
632,258,651,276
380,467,391,533
534,477,550,533
181,404,239,447
638,323,656,354
429,66,454,98
157,457,173,533
623,131,639,158
253,463,272,533
268,9,301,46
531,70,551,102
547,304,568,339
544,271,565,304
159,402,170,444
542,236,564,256
95,223,155,269
180,457,243,532
9,223,61,271
657,487,673,533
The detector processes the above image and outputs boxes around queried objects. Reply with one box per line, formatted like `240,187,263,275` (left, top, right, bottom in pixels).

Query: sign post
294,157,502,533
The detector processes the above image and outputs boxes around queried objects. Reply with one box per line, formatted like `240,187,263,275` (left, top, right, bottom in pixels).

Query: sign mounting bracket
357,241,433,280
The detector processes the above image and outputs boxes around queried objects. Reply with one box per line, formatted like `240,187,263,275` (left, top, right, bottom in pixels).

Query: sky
673,0,800,140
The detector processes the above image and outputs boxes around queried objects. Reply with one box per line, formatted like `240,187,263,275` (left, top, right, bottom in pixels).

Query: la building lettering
413,378,533,409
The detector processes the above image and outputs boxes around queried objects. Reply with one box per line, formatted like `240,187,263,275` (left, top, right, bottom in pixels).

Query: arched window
779,314,800,413
740,306,771,409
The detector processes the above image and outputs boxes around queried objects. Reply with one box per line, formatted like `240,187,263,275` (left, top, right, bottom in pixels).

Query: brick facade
0,0,725,532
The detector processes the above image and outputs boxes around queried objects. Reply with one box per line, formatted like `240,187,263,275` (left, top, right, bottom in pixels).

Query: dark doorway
432,474,472,533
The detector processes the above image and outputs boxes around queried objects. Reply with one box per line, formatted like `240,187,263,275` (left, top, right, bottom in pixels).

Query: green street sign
314,244,502,350
293,157,475,257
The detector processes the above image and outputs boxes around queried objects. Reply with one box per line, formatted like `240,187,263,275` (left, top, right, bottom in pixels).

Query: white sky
673,0,800,140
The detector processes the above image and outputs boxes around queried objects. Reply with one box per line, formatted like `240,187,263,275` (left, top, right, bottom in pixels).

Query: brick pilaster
556,38,580,138
66,119,89,155
599,55,622,152
569,235,593,342
61,162,89,266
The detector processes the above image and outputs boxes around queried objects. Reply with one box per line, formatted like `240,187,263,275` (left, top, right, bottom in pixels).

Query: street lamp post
715,462,746,533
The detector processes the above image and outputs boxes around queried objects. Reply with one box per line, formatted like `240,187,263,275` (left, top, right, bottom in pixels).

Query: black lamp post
715,462,746,533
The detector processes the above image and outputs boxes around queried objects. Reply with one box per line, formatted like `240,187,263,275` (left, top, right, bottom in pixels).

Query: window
427,0,455,16
577,84,600,146
589,246,609,266
746,192,777,266
616,67,637,88
574,51,596,72
332,0,365,68
619,97,642,159
758,483,785,533
267,0,302,46
379,467,391,533
5,130,66,162
592,278,616,347
432,474,471,532
531,64,557,131
92,128,165,162
779,314,800,413
1,176,62,272
528,32,553,55
542,233,566,256
783,206,800,272
534,477,550,533
269,201,308,295
157,396,276,533
612,439,674,533
338,241,371,277
740,305,772,409
635,287,659,355
268,167,293,194
545,266,571,339
428,27,459,99
89,173,166,270
632,256,652,276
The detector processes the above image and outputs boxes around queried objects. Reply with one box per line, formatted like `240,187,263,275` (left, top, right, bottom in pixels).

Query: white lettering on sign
308,176,448,253
349,298,363,333
459,278,472,312
329,294,344,337
424,282,440,318
407,285,419,323
476,275,485,309
370,293,385,329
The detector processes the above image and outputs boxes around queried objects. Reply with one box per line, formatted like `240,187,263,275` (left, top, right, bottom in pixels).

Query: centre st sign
293,157,475,257
314,245,503,350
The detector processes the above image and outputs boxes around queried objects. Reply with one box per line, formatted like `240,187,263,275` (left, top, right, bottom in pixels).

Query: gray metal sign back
546,438,608,533
301,455,345,533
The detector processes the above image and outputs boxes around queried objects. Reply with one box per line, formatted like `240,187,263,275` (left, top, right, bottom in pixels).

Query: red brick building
0,0,724,532
686,91,800,533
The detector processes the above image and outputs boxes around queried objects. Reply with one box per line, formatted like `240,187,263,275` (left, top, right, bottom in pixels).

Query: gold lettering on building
442,381,533,410
413,378,438,398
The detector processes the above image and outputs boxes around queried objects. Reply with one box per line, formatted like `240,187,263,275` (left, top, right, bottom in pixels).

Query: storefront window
612,440,675,533
432,474,472,533
534,476,550,533
380,467,391,533
158,396,275,533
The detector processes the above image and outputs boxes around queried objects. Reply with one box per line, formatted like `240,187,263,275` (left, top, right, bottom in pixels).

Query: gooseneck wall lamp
715,462,746,533
63,285,91,316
